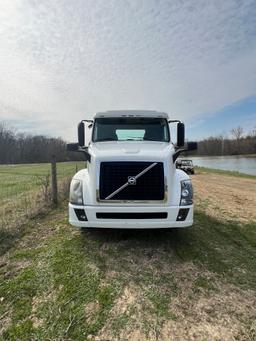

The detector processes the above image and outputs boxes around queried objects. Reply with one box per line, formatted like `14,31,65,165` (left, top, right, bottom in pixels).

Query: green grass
0,161,86,257
0,161,85,201
0,205,256,340
195,166,256,179
237,153,256,158
0,163,256,339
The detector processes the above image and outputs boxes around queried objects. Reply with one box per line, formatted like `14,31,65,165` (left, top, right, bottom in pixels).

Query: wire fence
0,161,85,233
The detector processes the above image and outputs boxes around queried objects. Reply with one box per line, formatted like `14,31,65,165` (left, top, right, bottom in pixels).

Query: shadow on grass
0,228,27,256
0,210,49,257
78,211,256,289
82,226,180,244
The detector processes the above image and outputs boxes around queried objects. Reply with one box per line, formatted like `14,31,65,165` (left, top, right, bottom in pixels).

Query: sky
0,0,255,141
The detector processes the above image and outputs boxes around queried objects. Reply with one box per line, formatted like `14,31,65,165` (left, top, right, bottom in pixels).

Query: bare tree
251,127,256,137
230,126,244,154
231,126,244,140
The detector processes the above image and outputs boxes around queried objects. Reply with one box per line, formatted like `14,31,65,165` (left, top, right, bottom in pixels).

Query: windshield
92,117,170,142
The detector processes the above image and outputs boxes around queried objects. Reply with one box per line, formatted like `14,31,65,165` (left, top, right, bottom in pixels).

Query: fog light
176,208,189,221
74,209,87,221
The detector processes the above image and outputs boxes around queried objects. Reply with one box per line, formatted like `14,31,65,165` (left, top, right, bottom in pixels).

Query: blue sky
187,96,256,140
0,0,255,141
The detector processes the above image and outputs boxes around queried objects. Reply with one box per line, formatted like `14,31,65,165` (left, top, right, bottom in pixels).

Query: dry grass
192,171,256,223
0,162,84,256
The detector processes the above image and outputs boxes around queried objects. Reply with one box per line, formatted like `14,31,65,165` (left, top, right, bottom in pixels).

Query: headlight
180,179,193,206
70,179,83,205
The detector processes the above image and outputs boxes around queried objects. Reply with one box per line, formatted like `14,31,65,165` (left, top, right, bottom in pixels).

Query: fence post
51,155,58,206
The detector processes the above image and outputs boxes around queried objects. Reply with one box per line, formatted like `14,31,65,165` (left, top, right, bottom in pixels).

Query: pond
190,156,256,176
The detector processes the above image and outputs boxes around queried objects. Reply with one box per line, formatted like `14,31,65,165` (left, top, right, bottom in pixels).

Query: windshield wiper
126,138,142,141
96,138,116,142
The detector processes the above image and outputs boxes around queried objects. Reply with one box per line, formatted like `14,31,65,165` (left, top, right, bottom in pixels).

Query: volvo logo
128,176,136,185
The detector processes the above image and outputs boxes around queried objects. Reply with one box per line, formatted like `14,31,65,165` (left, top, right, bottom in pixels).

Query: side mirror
187,141,198,151
177,122,185,148
67,143,79,152
78,121,85,147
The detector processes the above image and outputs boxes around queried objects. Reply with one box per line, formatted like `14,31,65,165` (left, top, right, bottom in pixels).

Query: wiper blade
96,138,116,142
125,138,142,141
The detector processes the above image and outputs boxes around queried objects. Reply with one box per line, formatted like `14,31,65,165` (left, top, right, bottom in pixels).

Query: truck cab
67,110,197,229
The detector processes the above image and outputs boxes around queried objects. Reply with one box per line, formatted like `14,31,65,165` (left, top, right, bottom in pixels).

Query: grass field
0,162,85,202
236,153,256,158
0,162,85,256
195,166,256,179
0,165,256,340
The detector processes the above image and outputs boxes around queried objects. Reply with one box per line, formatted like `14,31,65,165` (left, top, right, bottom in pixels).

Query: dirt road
0,171,256,340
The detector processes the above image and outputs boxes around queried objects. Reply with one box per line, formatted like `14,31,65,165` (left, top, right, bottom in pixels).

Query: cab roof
94,110,169,119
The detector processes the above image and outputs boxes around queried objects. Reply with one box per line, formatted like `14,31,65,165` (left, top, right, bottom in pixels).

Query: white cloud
0,0,255,140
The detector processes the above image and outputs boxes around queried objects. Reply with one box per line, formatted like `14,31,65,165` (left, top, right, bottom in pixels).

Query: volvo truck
67,110,197,229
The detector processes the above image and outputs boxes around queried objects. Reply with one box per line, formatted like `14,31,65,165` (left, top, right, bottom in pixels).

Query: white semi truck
67,110,197,229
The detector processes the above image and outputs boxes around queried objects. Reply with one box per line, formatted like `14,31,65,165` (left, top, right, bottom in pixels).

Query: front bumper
69,203,193,229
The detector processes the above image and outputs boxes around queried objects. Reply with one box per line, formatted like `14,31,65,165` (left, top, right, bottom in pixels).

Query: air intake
96,212,168,219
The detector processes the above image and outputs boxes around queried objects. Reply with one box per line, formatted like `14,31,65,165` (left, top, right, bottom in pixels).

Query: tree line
1,122,256,164
194,126,256,156
0,122,83,164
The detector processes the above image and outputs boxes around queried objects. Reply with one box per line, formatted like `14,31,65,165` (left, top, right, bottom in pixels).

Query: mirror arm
168,119,182,123
173,141,198,162
66,144,91,162
78,147,91,162
81,119,93,123
173,148,187,163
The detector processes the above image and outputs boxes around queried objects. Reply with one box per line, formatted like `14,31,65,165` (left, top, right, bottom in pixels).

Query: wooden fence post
51,155,58,205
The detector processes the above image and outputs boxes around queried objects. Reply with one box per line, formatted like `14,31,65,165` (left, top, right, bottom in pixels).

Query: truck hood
89,141,174,162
